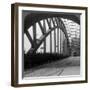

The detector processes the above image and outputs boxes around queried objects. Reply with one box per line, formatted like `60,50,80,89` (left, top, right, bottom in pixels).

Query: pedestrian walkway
24,56,80,77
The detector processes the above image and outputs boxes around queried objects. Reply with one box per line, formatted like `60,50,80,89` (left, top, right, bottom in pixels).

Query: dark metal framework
24,12,80,55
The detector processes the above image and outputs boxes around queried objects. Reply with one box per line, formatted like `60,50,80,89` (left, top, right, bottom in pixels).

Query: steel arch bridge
24,12,80,58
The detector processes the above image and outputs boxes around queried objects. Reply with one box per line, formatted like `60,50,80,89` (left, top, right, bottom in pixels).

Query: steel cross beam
25,30,34,46
27,26,58,54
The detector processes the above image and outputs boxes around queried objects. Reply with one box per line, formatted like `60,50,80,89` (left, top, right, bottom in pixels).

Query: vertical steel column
60,30,62,54
56,18,59,53
63,34,65,55
50,19,52,53
50,32,52,53
53,18,58,53
62,32,64,55
33,23,36,49
43,19,46,53
57,28,59,53
54,28,56,53
55,17,61,54
65,36,67,55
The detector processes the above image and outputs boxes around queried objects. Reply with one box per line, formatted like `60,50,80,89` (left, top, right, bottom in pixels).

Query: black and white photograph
11,3,87,87
23,11,80,77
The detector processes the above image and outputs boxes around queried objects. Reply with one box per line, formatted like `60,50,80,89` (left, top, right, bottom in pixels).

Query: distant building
70,37,80,56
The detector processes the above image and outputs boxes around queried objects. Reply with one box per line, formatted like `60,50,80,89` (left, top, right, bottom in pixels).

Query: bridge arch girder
24,12,80,31
26,17,70,54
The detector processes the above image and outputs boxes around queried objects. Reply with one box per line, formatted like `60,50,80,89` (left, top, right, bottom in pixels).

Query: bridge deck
24,56,80,77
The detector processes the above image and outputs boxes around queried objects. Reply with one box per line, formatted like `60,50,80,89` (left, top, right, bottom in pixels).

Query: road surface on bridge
24,56,80,77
